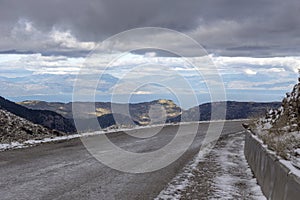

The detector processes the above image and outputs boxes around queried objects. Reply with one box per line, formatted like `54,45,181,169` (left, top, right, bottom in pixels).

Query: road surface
0,121,247,200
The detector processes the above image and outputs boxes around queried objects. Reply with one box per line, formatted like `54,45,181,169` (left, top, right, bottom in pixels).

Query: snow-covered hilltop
253,78,300,162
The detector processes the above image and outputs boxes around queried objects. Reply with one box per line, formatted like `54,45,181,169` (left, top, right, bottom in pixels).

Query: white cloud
144,52,157,57
49,29,96,50
244,69,257,75
1,50,299,101
227,79,295,91
0,53,83,75
132,90,153,95
212,55,300,73
265,68,285,73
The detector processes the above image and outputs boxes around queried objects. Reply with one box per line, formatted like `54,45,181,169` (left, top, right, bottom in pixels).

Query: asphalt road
0,121,245,200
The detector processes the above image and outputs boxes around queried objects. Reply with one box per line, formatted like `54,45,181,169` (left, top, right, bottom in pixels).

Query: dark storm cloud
0,0,204,40
0,0,300,56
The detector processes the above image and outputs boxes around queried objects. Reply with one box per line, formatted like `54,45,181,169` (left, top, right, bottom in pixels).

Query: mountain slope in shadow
0,96,76,133
167,101,281,123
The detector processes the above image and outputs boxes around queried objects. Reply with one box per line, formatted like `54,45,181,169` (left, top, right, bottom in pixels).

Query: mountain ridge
0,96,76,133
18,99,281,124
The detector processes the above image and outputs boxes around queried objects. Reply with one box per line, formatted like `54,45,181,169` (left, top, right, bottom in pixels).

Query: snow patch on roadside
280,159,300,177
212,135,266,200
155,132,266,200
0,131,101,151
154,142,214,200
0,120,245,152
0,126,137,151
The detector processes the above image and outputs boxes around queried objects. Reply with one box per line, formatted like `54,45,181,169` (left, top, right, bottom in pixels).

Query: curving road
0,121,246,200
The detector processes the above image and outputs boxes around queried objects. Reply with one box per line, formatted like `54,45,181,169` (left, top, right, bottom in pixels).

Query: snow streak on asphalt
155,132,266,200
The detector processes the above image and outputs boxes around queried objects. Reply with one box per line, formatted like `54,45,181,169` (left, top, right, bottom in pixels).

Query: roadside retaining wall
244,131,300,200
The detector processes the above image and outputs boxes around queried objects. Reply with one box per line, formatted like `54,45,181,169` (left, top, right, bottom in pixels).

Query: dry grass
258,128,300,160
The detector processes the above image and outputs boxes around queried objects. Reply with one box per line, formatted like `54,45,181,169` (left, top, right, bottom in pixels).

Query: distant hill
19,100,77,119
0,108,64,143
0,96,76,133
18,99,182,126
18,99,280,127
167,101,281,122
75,113,139,131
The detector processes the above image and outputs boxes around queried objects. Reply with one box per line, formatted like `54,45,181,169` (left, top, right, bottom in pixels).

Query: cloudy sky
0,0,299,107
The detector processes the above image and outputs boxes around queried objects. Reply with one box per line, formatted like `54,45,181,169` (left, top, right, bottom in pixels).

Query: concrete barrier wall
244,132,300,200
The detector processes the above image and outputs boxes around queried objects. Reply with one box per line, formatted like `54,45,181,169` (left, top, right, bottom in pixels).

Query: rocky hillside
128,99,181,125
0,108,64,143
253,79,300,160
0,96,76,133
261,82,300,132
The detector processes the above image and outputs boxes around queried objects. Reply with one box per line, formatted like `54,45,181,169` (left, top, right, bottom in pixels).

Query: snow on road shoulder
0,122,198,151
0,120,246,152
155,132,266,200
0,131,101,151
0,126,137,151
154,142,215,200
212,133,266,200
